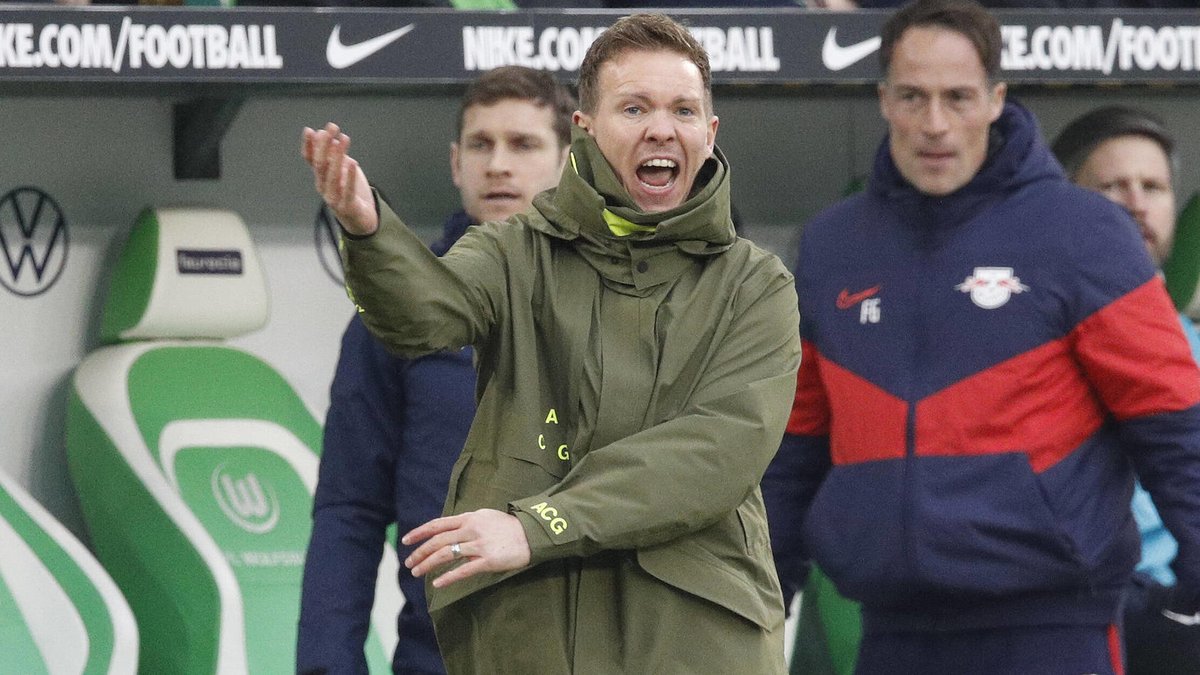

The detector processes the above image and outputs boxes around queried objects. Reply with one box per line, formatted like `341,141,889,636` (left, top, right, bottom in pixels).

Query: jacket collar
532,126,736,258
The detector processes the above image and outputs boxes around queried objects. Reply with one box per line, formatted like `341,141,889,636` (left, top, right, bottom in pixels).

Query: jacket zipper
904,198,936,582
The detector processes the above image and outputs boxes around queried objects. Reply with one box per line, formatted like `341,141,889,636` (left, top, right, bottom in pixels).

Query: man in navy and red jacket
297,67,573,675
762,1,1200,672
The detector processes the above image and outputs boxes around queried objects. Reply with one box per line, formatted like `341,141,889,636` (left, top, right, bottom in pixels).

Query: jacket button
636,260,649,273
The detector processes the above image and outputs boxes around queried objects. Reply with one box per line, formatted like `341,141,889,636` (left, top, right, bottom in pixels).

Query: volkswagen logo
0,187,68,297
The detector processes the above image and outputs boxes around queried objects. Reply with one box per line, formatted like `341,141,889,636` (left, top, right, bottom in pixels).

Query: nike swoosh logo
836,285,881,310
822,28,881,72
326,24,415,70
1162,609,1200,626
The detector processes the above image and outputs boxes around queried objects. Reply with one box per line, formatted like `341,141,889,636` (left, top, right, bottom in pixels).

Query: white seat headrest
99,208,268,343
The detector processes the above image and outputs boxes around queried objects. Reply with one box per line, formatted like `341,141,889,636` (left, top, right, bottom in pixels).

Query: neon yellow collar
603,210,656,236
571,151,658,237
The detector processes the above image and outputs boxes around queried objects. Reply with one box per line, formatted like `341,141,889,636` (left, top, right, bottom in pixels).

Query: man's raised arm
301,122,378,237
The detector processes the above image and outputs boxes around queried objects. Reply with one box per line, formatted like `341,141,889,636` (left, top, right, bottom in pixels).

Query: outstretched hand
301,122,378,236
402,509,532,588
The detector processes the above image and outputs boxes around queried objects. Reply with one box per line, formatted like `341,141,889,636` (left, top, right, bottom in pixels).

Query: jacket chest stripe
1072,278,1200,421
915,338,1104,473
817,355,908,466
786,339,829,436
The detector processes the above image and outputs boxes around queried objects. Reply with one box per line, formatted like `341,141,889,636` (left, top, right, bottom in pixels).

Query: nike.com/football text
1003,20,1200,74
463,25,780,72
0,19,282,71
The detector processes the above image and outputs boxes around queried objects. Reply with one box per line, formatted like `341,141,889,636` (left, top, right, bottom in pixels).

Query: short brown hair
1052,106,1178,180
880,0,1002,82
456,65,576,149
577,13,712,115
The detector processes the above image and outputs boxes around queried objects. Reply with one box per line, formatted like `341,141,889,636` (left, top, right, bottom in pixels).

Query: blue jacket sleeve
762,431,830,608
1068,208,1200,608
1130,315,1200,586
761,236,834,609
297,316,405,674
1120,405,1200,605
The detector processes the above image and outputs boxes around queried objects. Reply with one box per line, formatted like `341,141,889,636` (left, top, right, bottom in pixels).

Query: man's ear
989,82,1008,122
450,141,462,190
877,81,891,122
572,110,590,133
706,115,719,158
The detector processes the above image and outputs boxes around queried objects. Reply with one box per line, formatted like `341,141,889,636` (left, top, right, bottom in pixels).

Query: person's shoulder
731,237,791,276
1019,177,1124,223
1042,181,1143,245
446,213,550,267
462,215,524,239
790,193,876,269
803,192,873,237
470,210,559,246
723,238,796,307
1028,181,1155,277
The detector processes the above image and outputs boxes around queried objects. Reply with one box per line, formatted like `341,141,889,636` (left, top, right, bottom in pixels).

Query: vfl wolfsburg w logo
0,187,68,297
211,464,280,534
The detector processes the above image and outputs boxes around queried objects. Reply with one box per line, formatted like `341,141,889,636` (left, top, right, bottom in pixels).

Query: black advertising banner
1,7,1199,86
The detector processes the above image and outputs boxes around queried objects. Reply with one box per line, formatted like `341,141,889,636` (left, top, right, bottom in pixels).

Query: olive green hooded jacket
342,129,800,673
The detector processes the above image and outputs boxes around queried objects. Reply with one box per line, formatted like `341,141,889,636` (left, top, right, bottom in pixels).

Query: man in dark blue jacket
762,1,1200,673
1052,105,1200,675
297,66,573,675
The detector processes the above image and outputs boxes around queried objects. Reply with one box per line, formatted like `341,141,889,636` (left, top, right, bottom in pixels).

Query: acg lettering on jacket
530,501,568,534
538,408,570,462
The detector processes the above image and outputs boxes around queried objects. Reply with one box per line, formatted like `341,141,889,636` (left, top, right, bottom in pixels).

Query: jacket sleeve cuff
512,510,559,566
338,187,384,241
509,497,583,565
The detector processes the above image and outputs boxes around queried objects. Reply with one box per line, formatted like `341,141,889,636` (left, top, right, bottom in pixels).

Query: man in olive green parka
302,13,801,674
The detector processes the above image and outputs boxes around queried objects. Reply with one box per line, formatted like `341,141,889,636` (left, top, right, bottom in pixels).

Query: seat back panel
0,519,57,675
71,341,393,673
0,470,138,674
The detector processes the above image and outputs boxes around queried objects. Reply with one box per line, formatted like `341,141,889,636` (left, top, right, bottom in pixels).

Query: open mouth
636,158,678,190
484,190,521,202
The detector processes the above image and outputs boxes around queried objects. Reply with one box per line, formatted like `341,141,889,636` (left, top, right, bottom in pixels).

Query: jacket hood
869,100,1065,223
429,211,474,257
531,125,736,258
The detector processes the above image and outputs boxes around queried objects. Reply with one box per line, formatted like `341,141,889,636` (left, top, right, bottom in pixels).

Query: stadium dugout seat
65,207,400,674
789,565,861,675
0,469,138,674
1163,191,1200,318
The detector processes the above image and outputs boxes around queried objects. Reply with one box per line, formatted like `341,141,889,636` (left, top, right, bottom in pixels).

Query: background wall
1,85,1197,540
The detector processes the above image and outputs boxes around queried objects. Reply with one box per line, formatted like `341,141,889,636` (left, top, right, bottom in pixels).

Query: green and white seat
0,469,138,674
66,208,398,674
1163,191,1200,318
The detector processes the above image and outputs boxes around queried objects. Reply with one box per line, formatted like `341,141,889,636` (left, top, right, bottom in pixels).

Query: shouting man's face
574,48,718,213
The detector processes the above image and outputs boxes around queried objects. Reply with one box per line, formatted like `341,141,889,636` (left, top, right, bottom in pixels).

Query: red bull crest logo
956,267,1029,309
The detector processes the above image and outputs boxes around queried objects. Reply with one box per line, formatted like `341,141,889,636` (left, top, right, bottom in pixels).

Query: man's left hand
402,509,532,588
1162,584,1200,626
